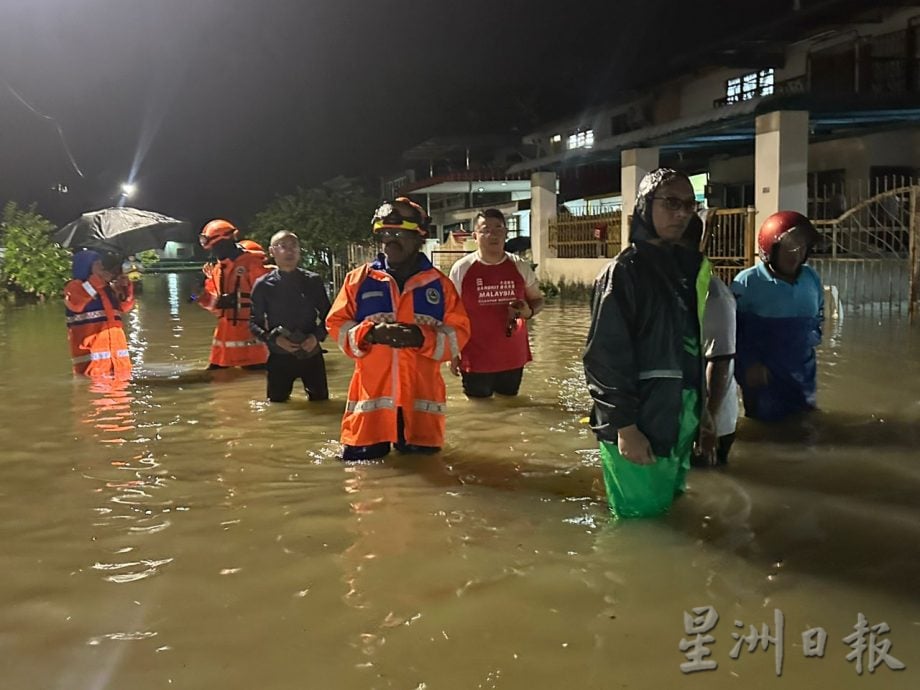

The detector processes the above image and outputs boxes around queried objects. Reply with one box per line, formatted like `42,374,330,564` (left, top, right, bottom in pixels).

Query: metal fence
701,207,756,285
812,178,917,258
810,181,920,319
548,209,622,259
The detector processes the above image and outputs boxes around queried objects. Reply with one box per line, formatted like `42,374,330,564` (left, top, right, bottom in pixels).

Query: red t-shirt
449,252,536,373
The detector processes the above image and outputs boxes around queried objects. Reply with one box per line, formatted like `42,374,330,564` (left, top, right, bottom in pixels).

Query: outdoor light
121,183,136,197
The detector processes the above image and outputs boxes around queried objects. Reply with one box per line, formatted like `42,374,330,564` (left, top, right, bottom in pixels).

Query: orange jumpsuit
64,275,134,379
198,250,271,367
326,257,470,449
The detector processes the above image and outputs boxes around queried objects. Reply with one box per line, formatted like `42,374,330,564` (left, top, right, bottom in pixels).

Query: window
725,69,774,104
551,134,562,143
566,129,594,150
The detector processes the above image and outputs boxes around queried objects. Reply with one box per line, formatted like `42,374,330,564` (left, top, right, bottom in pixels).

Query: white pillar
530,172,557,278
620,147,659,247
755,110,809,234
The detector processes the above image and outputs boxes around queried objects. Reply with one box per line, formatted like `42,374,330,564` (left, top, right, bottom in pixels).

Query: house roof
508,94,920,174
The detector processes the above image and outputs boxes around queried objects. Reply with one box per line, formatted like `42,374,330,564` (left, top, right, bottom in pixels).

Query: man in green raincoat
583,168,712,518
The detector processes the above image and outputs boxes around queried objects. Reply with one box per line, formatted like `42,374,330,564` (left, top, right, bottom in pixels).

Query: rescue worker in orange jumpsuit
326,198,471,460
64,249,134,379
197,219,271,369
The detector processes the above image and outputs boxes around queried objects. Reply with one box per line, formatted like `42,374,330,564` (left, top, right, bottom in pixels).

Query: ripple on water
92,558,173,583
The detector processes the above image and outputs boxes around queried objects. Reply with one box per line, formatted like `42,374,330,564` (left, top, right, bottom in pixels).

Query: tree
250,179,376,283
1,201,71,300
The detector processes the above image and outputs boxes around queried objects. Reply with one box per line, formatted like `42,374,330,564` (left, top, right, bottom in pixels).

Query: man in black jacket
249,230,331,403
583,169,711,518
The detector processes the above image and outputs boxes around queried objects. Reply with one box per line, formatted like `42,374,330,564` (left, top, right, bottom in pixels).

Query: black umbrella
54,207,191,257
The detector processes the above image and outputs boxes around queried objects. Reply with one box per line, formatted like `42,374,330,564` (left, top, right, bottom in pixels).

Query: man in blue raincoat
732,211,823,421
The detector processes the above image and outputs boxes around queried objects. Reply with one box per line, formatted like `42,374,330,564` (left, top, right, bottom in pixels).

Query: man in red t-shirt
448,209,544,397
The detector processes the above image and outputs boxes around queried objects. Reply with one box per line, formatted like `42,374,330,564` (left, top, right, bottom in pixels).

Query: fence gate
548,209,622,259
811,181,919,319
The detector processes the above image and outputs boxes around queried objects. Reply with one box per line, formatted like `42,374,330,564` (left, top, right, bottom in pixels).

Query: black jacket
249,268,331,356
583,224,707,456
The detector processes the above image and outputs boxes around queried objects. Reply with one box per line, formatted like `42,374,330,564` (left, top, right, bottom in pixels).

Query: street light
121,183,136,197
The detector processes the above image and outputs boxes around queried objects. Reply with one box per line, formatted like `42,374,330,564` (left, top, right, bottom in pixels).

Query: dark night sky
0,0,788,227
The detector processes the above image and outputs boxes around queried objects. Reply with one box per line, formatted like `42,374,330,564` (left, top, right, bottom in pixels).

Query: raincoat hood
628,168,692,244
72,250,101,280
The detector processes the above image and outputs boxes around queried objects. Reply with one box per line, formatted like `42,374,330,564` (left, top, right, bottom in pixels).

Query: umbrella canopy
54,207,191,257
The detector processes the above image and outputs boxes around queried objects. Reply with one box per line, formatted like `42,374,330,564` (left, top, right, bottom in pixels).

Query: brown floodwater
0,272,918,689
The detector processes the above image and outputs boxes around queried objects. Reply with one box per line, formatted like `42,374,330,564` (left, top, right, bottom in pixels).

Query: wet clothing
198,248,271,367
250,267,332,403
732,262,823,421
340,408,441,461
461,367,524,398
64,251,134,379
266,351,329,403
449,251,536,374
703,276,739,440
326,254,470,455
599,388,700,518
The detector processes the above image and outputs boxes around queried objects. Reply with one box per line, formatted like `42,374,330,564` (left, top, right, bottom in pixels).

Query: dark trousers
691,432,736,468
461,367,524,398
342,408,440,461
208,363,266,371
715,432,735,466
267,352,329,402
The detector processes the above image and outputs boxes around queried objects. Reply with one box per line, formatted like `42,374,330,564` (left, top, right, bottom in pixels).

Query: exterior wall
707,128,920,189
539,257,610,288
521,8,920,155
710,155,755,184
435,201,519,230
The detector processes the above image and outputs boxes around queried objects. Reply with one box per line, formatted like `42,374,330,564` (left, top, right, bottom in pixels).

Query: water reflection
0,275,917,689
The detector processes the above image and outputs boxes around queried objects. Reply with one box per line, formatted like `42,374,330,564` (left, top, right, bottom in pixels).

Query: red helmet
199,219,239,250
757,211,817,262
238,239,264,253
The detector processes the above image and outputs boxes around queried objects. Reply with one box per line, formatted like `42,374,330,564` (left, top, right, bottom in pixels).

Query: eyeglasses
476,226,507,237
652,196,699,213
270,241,300,251
374,228,419,242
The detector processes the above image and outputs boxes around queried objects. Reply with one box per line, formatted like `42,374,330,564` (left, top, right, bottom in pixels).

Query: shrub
1,202,71,300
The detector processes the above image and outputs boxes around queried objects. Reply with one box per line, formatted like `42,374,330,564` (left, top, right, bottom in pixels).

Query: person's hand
301,334,318,353
274,335,300,353
695,408,717,465
745,362,770,388
215,293,237,309
617,425,655,465
371,323,423,348
449,355,461,376
113,274,131,300
87,272,109,290
508,299,533,320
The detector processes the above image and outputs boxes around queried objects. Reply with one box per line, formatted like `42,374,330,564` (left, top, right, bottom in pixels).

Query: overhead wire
1,76,84,178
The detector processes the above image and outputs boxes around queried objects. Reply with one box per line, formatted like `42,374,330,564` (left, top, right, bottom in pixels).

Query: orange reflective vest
64,277,134,379
198,250,271,367
326,257,470,449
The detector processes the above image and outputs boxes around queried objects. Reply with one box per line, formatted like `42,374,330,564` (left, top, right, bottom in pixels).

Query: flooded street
0,273,918,689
